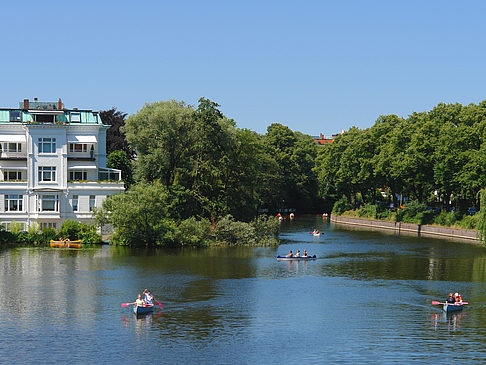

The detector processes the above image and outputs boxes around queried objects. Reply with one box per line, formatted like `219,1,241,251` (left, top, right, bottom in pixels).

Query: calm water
2,215,486,364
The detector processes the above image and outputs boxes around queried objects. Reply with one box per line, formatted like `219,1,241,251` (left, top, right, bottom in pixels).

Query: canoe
133,304,154,315
50,240,82,249
313,233,321,236
276,255,317,261
443,303,464,313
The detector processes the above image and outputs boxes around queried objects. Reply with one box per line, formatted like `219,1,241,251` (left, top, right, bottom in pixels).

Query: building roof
0,98,102,125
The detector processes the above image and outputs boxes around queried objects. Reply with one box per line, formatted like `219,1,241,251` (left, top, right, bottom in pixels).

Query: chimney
34,97,38,101
23,99,29,109
58,98,63,110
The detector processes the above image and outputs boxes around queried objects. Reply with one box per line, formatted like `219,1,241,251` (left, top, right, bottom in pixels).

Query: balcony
0,151,27,160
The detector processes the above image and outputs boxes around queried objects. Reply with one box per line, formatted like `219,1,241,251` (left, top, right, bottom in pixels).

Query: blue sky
1,1,484,136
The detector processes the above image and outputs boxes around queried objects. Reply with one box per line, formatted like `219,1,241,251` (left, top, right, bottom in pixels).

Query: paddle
156,300,163,309
432,300,468,305
121,302,133,307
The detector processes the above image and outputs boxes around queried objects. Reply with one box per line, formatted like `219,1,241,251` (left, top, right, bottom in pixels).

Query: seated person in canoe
455,292,463,303
294,250,301,258
446,293,455,303
285,250,293,258
302,249,309,257
132,294,144,307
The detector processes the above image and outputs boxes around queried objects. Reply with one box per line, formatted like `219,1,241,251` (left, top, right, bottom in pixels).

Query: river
1,215,486,364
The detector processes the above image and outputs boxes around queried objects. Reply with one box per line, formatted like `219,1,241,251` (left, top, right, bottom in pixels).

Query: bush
396,201,428,223
168,217,212,247
251,215,280,239
58,220,101,244
41,227,57,243
214,215,256,245
332,196,352,215
358,204,378,219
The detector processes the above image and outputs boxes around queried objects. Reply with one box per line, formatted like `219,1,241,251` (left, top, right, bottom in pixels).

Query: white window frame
89,195,95,212
69,170,88,181
69,143,88,153
4,170,23,181
4,194,23,212
70,113,81,123
38,138,56,154
72,195,79,212
38,166,56,182
39,194,59,212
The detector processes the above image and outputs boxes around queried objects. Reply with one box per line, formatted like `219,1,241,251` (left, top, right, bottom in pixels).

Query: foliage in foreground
0,220,101,245
95,183,280,247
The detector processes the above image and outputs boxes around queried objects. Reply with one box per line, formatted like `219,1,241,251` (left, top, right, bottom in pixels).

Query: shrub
396,201,428,223
41,227,57,243
332,196,352,215
168,217,212,247
214,215,256,245
58,220,101,243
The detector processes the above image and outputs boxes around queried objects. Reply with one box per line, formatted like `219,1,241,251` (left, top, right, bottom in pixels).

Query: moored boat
443,303,464,313
50,240,82,248
133,304,154,315
276,255,317,261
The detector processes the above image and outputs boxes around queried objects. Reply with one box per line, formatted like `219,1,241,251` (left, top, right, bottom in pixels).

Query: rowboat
313,232,321,236
133,304,154,315
50,240,82,248
443,303,464,313
276,255,317,261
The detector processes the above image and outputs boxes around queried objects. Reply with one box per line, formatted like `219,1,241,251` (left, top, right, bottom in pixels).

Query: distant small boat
276,255,317,261
443,303,463,313
313,232,321,237
50,240,82,249
133,304,154,315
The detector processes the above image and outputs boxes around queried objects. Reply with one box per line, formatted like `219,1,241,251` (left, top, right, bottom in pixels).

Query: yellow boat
50,240,82,248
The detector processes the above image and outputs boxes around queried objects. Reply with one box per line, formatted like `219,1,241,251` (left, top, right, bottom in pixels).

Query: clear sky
1,1,485,136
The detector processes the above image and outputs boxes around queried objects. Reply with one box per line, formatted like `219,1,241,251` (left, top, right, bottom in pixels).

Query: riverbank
330,215,481,244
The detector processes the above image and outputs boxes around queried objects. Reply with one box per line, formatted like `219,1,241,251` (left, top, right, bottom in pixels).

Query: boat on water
50,240,82,248
276,255,317,261
313,232,321,237
443,303,464,313
133,304,154,315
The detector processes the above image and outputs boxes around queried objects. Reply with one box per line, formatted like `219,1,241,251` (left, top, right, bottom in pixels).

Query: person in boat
295,250,301,257
446,293,455,304
455,292,463,303
143,289,154,306
132,294,144,307
313,229,319,235
302,249,309,257
285,250,293,258
289,212,295,219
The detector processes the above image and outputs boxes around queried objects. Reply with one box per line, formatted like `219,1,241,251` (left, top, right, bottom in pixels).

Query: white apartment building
0,98,124,231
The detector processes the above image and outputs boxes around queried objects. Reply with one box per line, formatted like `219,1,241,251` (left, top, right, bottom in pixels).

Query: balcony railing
0,151,27,159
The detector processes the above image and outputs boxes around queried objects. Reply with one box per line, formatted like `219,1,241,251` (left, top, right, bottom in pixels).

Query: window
38,166,56,182
69,143,88,153
40,194,59,212
4,171,22,181
40,222,57,229
70,113,81,123
72,195,78,212
69,170,87,181
38,138,56,153
99,169,121,181
89,195,95,212
9,111,21,122
4,194,23,211
1,222,25,231
3,143,22,152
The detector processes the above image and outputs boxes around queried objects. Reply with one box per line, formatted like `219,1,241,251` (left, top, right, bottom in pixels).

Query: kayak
443,303,464,313
276,255,317,261
133,304,154,315
50,240,82,248
313,233,321,236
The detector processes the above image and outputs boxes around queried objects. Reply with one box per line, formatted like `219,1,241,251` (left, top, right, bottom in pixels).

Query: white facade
0,99,124,231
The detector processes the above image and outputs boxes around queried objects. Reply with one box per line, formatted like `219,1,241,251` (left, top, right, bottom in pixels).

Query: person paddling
302,249,309,257
285,250,293,258
446,293,455,304
143,289,154,306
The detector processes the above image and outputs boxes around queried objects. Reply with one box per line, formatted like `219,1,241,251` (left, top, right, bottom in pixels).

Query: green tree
107,150,134,187
101,108,134,159
95,182,173,247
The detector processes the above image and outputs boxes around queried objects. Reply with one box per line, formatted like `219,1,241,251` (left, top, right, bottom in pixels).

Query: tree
95,182,173,247
100,108,134,159
107,150,134,187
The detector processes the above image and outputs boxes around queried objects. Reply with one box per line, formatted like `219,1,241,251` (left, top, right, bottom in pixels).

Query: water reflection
431,312,465,332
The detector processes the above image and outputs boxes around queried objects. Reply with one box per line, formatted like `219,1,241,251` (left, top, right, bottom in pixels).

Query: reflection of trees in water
156,307,250,346
431,312,464,332
320,250,486,283
109,246,264,279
